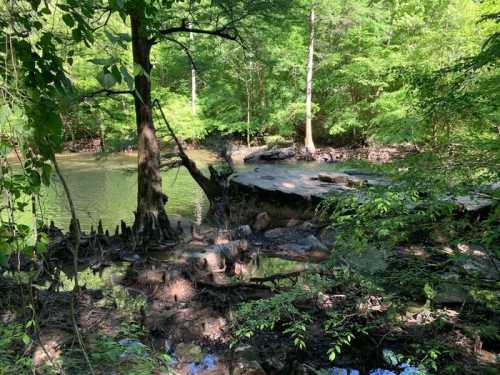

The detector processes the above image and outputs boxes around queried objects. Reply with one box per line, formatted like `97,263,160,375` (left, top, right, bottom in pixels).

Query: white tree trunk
305,5,316,154
246,80,251,147
189,25,196,115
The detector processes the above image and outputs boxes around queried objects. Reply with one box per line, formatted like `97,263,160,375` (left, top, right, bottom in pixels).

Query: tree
113,0,293,238
304,2,316,154
189,23,197,115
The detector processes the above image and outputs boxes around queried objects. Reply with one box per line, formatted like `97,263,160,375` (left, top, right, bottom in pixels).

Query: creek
15,149,358,231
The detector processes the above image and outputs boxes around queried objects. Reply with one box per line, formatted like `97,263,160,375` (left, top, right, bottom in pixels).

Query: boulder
236,225,253,238
264,227,289,239
175,342,204,363
233,345,266,375
233,361,266,375
276,235,328,254
435,284,470,304
299,221,318,231
302,235,328,252
455,243,500,279
345,247,388,274
254,212,271,231
244,147,295,163
317,172,366,187
286,218,302,227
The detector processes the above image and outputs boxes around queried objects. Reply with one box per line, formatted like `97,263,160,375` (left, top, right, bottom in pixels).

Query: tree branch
152,24,241,45
163,37,199,73
80,88,134,101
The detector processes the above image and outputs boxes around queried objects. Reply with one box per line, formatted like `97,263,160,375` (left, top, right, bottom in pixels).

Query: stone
118,338,148,359
233,361,266,375
277,243,310,254
286,218,302,227
455,244,500,279
236,225,252,238
176,342,204,363
317,172,366,187
346,247,388,274
233,345,266,375
244,147,295,163
435,283,470,304
254,212,271,231
231,166,354,202
264,227,289,239
319,227,336,248
301,235,328,252
276,235,328,254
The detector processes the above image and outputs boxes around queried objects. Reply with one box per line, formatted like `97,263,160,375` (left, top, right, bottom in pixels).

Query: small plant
0,322,33,375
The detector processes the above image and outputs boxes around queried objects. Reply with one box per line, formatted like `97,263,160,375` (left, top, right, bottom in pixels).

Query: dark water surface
17,150,359,231
38,151,215,231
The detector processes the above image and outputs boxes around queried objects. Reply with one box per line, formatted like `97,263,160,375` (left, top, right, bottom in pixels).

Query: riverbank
2,187,499,374
2,145,498,374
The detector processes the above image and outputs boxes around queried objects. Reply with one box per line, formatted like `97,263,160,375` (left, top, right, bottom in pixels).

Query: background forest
2,0,498,150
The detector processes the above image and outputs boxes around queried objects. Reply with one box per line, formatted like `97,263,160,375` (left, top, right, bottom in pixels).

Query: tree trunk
155,100,232,224
246,79,251,147
305,5,316,154
189,26,197,115
131,6,175,240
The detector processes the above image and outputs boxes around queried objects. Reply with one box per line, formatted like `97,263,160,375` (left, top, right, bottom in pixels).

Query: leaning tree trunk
131,6,175,240
304,5,316,155
155,100,232,224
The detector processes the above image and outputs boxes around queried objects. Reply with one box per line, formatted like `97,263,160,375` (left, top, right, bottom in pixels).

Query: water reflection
11,149,362,231
36,150,216,231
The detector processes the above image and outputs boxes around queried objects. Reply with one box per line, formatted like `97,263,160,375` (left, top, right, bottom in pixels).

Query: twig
51,154,96,375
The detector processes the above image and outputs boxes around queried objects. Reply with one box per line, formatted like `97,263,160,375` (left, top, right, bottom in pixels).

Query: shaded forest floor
1,206,498,375
1,150,499,375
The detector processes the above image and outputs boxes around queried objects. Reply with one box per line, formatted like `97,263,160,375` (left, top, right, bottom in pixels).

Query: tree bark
189,24,197,115
305,5,316,154
131,5,175,240
245,79,251,147
154,99,232,224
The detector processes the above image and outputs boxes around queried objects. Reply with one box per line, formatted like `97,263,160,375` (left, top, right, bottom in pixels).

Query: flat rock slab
231,166,385,201
232,166,498,213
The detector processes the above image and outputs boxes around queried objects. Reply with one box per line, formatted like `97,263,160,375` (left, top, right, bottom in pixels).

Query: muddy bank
4,212,498,374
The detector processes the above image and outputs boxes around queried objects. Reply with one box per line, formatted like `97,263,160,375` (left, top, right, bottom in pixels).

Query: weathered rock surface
176,342,204,363
236,225,253,238
231,166,387,204
254,212,271,231
264,227,289,239
232,345,266,375
244,147,295,163
232,166,497,213
317,172,367,187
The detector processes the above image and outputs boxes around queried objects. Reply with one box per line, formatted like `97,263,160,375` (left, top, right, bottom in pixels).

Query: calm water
36,150,216,231
10,149,365,231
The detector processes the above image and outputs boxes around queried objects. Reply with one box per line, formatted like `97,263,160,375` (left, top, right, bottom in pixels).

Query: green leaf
133,63,144,77
41,163,51,186
104,30,131,44
89,57,116,66
62,14,75,28
120,66,134,90
110,65,122,84
96,71,116,89
22,334,30,346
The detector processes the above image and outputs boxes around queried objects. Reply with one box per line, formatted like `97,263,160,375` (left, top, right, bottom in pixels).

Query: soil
2,205,498,374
